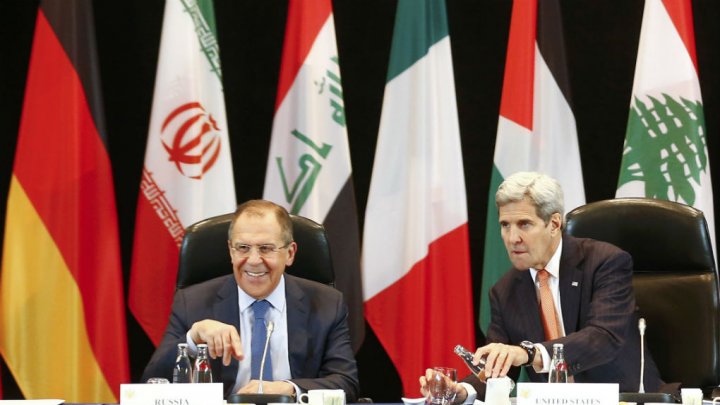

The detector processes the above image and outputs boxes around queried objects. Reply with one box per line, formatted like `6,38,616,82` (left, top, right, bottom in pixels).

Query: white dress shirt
529,239,565,373
186,275,297,394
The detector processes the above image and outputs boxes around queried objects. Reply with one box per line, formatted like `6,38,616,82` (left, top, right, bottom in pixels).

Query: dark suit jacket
465,236,663,397
142,274,359,400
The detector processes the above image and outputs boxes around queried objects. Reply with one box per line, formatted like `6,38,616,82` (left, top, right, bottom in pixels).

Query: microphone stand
258,321,275,394
227,320,294,405
639,318,646,394
618,318,675,405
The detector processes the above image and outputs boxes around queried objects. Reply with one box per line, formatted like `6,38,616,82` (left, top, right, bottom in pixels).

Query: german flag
0,0,129,401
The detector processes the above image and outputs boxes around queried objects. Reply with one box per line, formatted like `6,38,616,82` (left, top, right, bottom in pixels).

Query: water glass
426,367,457,405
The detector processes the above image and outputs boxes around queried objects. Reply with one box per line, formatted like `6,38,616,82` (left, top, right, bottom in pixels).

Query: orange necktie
537,269,562,340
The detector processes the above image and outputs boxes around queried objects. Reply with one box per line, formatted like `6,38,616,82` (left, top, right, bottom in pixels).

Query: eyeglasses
230,243,290,258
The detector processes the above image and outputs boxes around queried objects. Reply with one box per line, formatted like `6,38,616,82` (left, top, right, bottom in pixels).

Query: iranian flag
0,0,128,400
616,0,714,252
129,0,236,346
263,0,364,351
361,0,475,395
479,0,586,330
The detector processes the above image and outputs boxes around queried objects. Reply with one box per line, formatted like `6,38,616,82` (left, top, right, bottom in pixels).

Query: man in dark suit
421,172,662,402
142,200,359,400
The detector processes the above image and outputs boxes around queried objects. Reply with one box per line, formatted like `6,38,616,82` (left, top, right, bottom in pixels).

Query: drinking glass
426,367,457,405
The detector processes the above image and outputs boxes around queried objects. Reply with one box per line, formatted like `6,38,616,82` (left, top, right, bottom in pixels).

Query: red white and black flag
263,0,364,351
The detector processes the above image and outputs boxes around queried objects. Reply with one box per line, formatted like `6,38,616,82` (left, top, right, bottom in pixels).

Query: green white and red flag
128,0,236,346
361,0,475,395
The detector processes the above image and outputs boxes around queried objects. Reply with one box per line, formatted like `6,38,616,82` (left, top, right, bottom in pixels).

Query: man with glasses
142,200,359,400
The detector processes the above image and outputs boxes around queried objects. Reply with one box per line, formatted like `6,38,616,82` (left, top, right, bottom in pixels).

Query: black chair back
176,213,334,289
565,198,720,391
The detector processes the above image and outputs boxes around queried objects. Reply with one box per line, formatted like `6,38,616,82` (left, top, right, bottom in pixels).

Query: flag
361,0,475,395
616,0,714,252
0,0,128,401
262,0,364,351
479,0,586,331
129,0,236,346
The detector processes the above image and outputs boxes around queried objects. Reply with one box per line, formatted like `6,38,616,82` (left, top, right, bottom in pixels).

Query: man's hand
238,380,294,395
474,343,527,380
190,319,243,365
419,368,467,404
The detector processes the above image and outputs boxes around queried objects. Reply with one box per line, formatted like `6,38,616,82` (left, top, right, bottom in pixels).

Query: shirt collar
238,274,286,313
530,237,563,281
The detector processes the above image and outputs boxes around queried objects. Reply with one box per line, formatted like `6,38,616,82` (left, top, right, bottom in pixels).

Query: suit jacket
142,274,359,400
465,236,663,397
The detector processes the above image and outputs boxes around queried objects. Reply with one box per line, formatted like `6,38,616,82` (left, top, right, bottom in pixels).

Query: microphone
227,320,293,405
258,321,274,394
638,318,646,394
618,318,676,404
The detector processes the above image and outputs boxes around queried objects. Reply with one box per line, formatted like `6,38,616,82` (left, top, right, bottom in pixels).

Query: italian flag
480,0,586,330
263,0,364,351
0,0,129,400
616,0,714,253
129,0,237,346
361,0,475,395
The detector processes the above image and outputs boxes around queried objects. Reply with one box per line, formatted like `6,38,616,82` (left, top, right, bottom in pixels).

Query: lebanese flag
129,0,236,346
262,0,364,352
616,0,714,253
361,0,475,395
479,0,586,330
0,0,128,401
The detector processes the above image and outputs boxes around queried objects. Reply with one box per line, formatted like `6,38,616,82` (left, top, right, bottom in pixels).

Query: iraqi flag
0,0,129,401
263,0,364,351
479,0,586,331
361,0,475,395
129,0,237,346
616,0,714,253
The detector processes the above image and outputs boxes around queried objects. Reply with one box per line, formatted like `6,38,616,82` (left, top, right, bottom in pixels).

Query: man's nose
507,227,522,243
245,248,264,263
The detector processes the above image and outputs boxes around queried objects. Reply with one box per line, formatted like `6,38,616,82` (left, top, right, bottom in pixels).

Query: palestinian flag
129,0,237,346
361,0,475,395
479,0,586,331
0,0,129,400
616,0,714,253
263,0,364,351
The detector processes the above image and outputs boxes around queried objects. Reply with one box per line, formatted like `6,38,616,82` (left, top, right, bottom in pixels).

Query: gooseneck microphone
227,320,293,404
638,318,646,394
257,321,275,394
617,317,675,404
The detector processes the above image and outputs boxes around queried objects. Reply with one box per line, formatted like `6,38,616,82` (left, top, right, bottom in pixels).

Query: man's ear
285,241,298,266
550,212,562,234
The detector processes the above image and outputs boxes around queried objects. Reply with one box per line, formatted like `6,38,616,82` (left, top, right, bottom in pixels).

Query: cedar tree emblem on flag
619,94,707,205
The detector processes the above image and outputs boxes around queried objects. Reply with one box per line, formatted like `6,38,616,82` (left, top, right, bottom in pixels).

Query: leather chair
176,212,335,289
565,198,720,395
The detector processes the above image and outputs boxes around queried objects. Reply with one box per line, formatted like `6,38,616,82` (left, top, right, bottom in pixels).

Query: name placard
516,383,618,405
120,383,224,405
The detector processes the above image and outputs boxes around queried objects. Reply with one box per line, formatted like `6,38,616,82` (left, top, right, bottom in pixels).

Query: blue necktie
250,300,273,380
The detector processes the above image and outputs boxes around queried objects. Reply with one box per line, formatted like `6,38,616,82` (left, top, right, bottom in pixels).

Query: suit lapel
214,276,240,396
285,275,309,378
559,236,583,334
513,271,545,343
